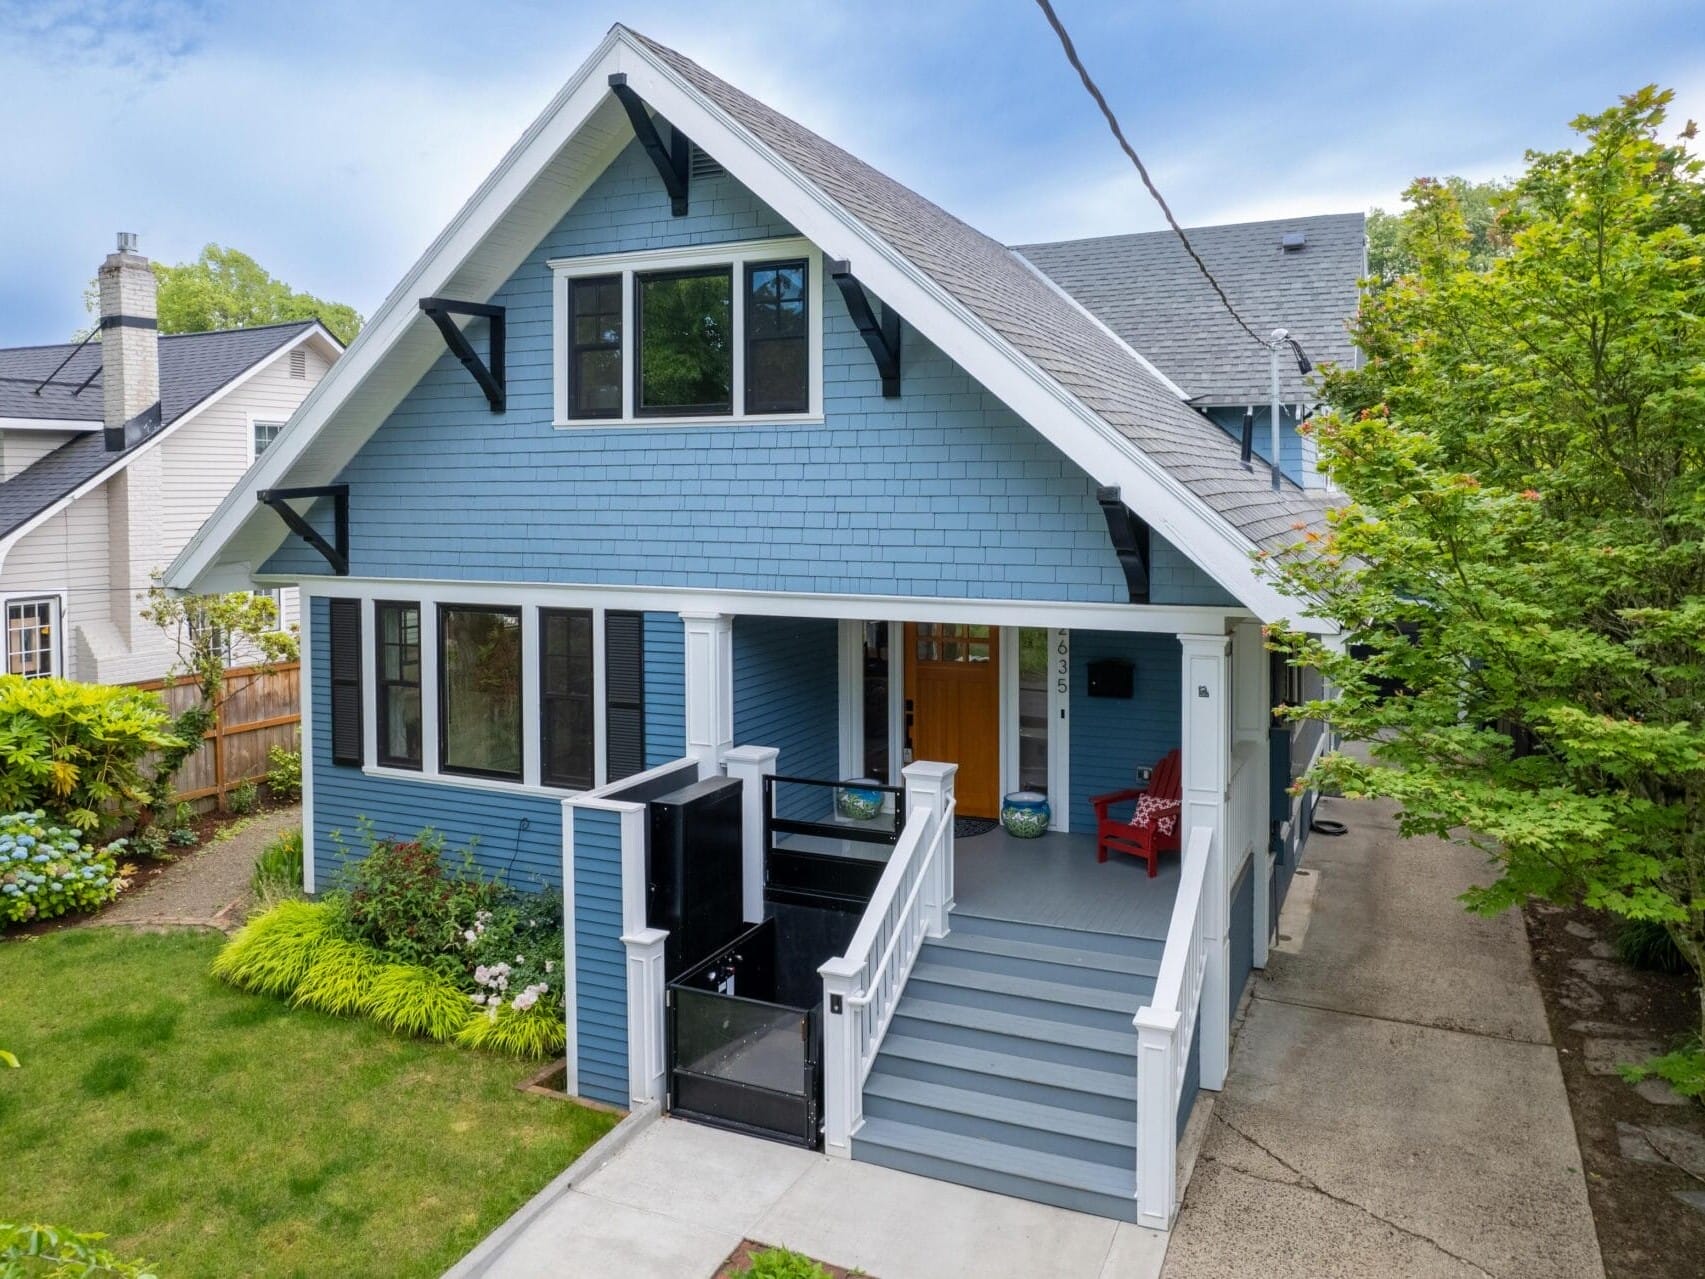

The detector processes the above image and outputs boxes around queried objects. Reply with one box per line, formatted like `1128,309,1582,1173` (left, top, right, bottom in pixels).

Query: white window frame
549,236,825,428
248,413,288,465
3,592,65,680
357,591,623,799
997,625,1070,831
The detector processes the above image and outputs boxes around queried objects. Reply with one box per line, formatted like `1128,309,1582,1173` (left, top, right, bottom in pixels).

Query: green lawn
1,927,617,1278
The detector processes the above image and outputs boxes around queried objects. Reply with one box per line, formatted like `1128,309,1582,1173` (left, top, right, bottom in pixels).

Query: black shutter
328,597,363,767
604,610,646,782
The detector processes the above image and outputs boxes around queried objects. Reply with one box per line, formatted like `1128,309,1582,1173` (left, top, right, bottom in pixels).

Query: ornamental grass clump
365,963,474,1042
0,811,129,925
291,937,386,1018
211,898,339,997
455,1002,567,1058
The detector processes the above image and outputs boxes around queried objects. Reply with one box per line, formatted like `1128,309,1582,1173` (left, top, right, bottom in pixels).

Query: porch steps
852,912,1159,1223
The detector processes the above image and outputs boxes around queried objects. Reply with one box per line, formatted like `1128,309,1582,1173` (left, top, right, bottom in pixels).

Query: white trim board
0,418,100,432
269,575,1251,636
164,28,1329,632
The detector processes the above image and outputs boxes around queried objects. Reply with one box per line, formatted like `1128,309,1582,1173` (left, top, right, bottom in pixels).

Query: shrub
266,744,302,801
738,1247,832,1279
455,1002,566,1059
228,779,259,815
1613,918,1692,974
366,963,475,1041
212,899,339,997
0,676,179,832
252,829,304,902
0,1223,157,1279
334,827,501,976
0,811,128,925
462,892,563,1017
291,938,385,1017
131,825,171,861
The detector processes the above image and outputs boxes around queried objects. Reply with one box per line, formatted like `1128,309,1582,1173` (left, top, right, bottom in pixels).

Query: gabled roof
169,25,1338,626
0,322,329,541
1017,213,1365,406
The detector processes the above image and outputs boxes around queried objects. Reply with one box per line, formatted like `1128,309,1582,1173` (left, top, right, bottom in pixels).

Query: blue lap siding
1067,632,1182,832
643,611,686,767
732,615,840,819
568,805,628,1107
1229,852,1255,1004
263,139,1232,608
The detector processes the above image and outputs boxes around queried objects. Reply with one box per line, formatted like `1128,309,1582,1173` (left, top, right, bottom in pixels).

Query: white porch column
1231,619,1273,969
680,611,734,779
1179,632,1232,1090
622,927,668,1105
902,760,958,936
724,744,780,924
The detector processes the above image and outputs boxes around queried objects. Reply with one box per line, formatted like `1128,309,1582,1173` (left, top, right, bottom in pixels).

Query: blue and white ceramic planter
1001,791,1051,839
837,779,884,821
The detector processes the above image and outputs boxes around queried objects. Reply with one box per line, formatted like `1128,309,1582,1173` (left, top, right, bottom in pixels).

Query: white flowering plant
462,892,563,1020
0,810,130,925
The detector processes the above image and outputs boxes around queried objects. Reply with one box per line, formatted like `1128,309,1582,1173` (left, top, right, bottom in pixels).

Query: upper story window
253,419,286,458
551,237,822,427
5,596,59,678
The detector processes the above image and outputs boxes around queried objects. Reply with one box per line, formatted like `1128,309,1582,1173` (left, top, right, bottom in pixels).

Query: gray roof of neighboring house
0,321,318,540
1016,214,1365,407
629,28,1336,553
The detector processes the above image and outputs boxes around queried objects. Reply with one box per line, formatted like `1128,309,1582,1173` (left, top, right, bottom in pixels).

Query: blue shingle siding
1067,631,1181,832
643,611,686,766
732,615,840,819
263,140,1230,607
568,804,628,1107
306,599,563,894
1204,405,1309,487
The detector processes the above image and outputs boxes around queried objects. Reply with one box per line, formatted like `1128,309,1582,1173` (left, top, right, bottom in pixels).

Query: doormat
955,816,999,838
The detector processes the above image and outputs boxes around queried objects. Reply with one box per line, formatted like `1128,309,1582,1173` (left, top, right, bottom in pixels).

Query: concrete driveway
1162,794,1605,1278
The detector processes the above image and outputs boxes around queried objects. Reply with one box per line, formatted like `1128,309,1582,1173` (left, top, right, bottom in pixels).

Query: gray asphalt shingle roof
628,28,1339,553
0,321,316,539
1016,214,1365,407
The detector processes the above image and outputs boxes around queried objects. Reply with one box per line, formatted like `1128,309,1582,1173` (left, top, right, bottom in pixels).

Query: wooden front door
904,623,1000,818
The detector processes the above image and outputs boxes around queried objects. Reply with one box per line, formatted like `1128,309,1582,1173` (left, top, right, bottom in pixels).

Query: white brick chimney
98,231,160,450
97,232,165,669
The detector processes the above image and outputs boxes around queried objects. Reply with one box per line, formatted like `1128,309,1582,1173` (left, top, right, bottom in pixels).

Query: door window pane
862,621,890,782
439,606,522,778
745,260,808,414
636,267,732,415
540,608,594,789
376,602,422,769
1018,628,1049,792
569,275,623,418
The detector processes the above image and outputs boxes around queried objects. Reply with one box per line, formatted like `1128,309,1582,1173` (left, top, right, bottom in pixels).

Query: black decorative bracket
608,73,688,216
419,297,506,413
1096,486,1151,604
827,260,902,397
258,485,349,576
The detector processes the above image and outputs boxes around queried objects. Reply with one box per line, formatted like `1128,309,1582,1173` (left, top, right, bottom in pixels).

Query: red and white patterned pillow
1130,793,1180,836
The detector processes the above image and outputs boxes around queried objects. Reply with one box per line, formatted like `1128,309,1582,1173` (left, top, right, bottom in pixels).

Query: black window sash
374,600,422,769
604,610,646,783
743,258,809,415
567,274,622,420
437,604,524,781
632,265,734,417
328,597,363,767
539,607,595,789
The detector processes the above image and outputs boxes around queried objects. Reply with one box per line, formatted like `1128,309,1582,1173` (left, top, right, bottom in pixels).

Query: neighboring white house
0,235,343,684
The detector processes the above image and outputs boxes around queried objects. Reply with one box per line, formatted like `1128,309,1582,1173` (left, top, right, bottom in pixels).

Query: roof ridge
1015,211,1365,254
1,317,320,359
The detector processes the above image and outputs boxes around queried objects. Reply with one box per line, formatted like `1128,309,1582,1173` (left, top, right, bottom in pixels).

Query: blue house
170,27,1359,1232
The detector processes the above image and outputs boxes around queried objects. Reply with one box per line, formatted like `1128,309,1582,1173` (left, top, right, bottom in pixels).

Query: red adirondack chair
1090,749,1183,877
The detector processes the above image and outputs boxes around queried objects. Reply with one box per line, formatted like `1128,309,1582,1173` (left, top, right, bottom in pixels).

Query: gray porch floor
953,827,1179,941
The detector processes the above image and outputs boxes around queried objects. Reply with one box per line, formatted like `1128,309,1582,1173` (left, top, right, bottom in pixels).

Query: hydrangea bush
0,811,129,925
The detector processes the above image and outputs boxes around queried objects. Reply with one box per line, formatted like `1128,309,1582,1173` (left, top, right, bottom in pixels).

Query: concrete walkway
1161,795,1605,1278
95,804,301,931
472,1118,1167,1279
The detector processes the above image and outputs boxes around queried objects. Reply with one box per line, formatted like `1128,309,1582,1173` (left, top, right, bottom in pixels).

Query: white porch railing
1132,823,1213,1230
818,760,958,1158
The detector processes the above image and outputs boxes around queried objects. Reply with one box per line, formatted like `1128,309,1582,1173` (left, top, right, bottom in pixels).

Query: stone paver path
96,804,301,931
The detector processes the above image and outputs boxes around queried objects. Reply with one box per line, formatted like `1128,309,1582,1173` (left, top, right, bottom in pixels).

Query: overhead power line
1033,0,1267,350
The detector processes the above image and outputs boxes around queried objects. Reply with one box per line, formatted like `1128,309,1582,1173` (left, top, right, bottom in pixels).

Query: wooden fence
131,662,302,811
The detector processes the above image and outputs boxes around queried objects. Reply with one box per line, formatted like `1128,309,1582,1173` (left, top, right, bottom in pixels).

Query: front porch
955,826,1179,943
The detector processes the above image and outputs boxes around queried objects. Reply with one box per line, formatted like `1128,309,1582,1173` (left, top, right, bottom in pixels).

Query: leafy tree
141,581,298,797
1267,88,1705,1087
1366,175,1513,286
84,244,361,344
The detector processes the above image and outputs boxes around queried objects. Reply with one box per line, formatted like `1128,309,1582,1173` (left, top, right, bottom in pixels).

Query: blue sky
1,0,1700,347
